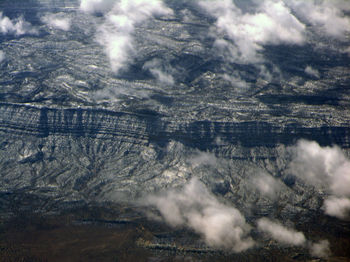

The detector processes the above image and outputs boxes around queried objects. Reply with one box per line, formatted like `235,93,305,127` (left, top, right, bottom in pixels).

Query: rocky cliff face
1,102,350,149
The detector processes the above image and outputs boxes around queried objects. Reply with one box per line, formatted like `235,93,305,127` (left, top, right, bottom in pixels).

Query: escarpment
1,102,349,149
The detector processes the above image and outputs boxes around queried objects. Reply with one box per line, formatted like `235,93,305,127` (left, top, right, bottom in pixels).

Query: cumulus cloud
323,197,350,220
289,140,350,219
143,58,174,86
221,73,250,89
97,30,134,73
257,218,306,246
289,140,350,197
287,0,350,39
304,65,320,78
197,0,350,68
86,0,173,73
0,12,38,36
41,13,71,31
80,0,115,14
309,239,331,258
199,0,305,63
144,177,254,252
257,216,331,256
0,51,4,63
188,151,218,168
253,172,283,199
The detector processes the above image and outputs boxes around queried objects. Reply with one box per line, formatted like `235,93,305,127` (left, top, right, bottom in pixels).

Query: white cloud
287,0,350,39
80,0,115,14
304,65,320,78
143,58,174,86
144,177,254,252
257,218,306,246
199,0,305,63
41,13,71,31
221,73,250,89
188,151,218,168
0,12,38,36
258,64,274,82
309,239,331,258
256,1,306,45
324,197,350,220
93,0,173,73
289,140,350,197
198,0,350,67
149,68,174,85
289,140,350,219
97,31,135,73
0,51,4,62
253,172,283,199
